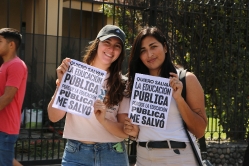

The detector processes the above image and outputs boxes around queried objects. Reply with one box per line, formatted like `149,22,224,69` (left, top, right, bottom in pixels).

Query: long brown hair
83,39,126,107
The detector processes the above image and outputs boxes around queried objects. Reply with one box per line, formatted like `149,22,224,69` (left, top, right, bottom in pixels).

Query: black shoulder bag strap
179,69,203,166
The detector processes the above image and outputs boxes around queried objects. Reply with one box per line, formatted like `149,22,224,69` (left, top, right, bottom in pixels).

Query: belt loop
77,140,81,151
167,140,172,149
146,140,152,151
108,142,112,150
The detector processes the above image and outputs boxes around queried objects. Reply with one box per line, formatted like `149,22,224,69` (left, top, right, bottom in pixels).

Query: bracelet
129,135,137,141
56,79,60,87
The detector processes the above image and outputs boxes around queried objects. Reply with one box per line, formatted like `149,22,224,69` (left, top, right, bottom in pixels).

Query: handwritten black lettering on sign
52,59,106,118
128,73,172,129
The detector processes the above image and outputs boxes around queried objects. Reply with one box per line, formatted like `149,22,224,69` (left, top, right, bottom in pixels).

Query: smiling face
140,35,167,76
93,37,122,70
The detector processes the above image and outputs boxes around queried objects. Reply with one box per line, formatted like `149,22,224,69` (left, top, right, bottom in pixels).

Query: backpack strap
179,69,187,100
178,69,208,155
178,69,203,166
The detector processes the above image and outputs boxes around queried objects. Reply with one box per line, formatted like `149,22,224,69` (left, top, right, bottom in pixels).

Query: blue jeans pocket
65,140,78,153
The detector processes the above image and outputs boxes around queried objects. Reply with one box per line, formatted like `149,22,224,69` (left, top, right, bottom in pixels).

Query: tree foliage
166,0,249,140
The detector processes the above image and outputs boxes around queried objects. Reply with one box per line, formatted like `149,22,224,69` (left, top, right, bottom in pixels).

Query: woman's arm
170,72,207,138
94,100,129,138
47,58,71,122
47,87,66,122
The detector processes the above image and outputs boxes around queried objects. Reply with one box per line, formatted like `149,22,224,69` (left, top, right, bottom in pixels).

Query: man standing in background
0,28,27,166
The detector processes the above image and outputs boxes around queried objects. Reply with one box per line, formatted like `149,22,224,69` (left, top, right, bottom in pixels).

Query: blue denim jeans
0,131,18,166
62,139,129,166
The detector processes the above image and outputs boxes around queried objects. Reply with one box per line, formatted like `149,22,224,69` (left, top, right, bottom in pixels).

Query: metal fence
1,0,249,164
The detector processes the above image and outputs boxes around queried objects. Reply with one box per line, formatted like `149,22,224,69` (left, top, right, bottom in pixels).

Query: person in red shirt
0,28,27,166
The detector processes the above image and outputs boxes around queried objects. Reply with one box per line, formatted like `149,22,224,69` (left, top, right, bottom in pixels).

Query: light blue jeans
0,131,18,166
62,139,129,166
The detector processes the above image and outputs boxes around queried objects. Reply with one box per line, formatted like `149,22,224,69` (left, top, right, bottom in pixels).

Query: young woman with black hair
124,27,207,166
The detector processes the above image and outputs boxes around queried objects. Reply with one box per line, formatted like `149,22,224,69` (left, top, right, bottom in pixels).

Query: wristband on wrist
129,135,137,141
56,79,60,87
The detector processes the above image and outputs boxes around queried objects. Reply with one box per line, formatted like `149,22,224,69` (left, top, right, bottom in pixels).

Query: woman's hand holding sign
56,58,71,85
94,100,107,124
123,117,139,139
48,58,71,122
169,72,183,101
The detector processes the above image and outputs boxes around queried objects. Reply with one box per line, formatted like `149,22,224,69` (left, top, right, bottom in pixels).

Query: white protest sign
52,59,106,118
128,73,173,129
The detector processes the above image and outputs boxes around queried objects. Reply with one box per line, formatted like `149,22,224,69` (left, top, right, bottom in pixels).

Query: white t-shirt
137,70,196,142
137,98,195,142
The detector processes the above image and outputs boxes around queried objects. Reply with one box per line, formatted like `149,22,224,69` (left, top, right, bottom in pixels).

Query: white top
63,74,129,142
137,71,196,142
